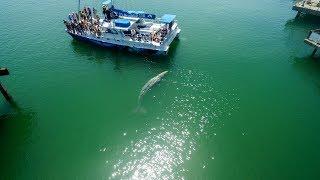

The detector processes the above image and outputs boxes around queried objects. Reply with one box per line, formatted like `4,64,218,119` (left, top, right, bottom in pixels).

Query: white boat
64,0,181,55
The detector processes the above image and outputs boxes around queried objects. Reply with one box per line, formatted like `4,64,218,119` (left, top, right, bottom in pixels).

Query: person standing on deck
87,7,92,20
93,8,97,19
102,5,112,21
63,20,72,32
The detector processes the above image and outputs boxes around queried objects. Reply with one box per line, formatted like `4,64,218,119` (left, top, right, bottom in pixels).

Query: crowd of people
63,7,102,37
301,0,320,7
63,6,170,43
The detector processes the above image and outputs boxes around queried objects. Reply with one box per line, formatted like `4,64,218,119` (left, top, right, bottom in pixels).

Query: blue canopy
160,14,176,24
112,8,156,19
114,19,131,28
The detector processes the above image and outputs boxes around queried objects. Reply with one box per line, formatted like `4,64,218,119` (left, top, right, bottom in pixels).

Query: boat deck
293,0,320,16
64,3,180,53
93,17,178,48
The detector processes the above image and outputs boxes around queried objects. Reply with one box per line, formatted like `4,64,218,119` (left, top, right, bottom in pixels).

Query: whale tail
134,106,147,114
134,104,147,114
134,100,147,114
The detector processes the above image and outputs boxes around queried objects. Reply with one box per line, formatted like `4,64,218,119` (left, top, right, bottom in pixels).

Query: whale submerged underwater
136,71,169,112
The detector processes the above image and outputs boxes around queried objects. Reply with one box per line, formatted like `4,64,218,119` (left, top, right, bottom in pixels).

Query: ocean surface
1,0,320,179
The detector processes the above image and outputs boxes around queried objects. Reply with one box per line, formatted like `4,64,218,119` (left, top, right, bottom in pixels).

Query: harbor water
1,0,320,179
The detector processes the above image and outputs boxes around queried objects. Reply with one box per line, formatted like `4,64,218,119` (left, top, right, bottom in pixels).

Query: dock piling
312,48,318,57
0,83,12,102
0,68,13,102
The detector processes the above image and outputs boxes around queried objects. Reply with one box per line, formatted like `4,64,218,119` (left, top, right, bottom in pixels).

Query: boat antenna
78,0,81,13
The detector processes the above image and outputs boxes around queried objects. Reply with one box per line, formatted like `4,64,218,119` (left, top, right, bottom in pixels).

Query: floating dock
293,0,320,17
304,29,320,56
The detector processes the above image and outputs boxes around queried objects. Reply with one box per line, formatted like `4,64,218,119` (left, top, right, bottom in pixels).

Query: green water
1,0,320,179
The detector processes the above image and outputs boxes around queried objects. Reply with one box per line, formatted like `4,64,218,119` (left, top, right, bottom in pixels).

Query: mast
78,0,81,13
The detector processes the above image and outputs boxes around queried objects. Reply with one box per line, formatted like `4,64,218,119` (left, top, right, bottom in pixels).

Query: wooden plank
0,68,9,76
304,39,320,48
312,48,318,57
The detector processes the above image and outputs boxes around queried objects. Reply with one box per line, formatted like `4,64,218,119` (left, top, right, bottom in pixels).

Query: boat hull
68,32,169,55
69,32,117,48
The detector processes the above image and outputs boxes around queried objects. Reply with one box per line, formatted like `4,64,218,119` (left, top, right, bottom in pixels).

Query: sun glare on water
108,69,239,179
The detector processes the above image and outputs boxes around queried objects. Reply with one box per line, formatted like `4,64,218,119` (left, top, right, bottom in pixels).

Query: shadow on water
284,15,320,57
285,14,320,29
70,38,180,70
0,102,36,178
291,56,320,94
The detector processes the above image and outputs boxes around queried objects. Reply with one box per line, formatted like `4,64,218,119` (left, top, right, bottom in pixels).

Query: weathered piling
0,83,12,102
0,68,9,76
0,68,12,102
311,48,318,57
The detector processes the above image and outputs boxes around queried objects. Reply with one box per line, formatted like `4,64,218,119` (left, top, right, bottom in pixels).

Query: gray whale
138,71,168,103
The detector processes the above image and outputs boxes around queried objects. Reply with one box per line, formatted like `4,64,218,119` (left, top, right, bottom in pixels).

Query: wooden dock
293,0,320,17
304,29,320,57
